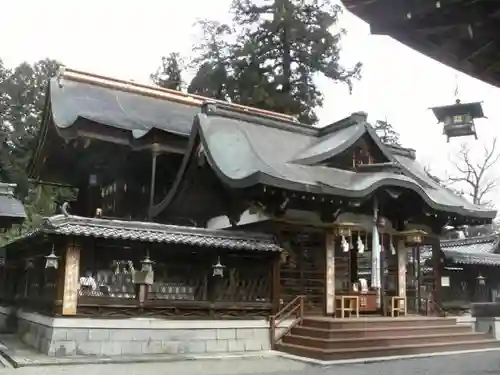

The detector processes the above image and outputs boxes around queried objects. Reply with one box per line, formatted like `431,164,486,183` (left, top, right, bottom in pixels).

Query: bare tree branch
447,137,500,206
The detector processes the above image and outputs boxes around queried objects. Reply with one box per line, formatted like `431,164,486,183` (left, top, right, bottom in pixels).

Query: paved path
0,351,499,374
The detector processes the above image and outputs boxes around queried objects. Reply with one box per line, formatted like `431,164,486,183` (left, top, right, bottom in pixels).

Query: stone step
301,317,457,330
291,324,472,339
276,339,500,361
283,332,490,350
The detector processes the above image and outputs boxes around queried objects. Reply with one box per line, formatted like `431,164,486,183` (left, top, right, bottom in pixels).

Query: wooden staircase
270,297,500,361
276,316,500,360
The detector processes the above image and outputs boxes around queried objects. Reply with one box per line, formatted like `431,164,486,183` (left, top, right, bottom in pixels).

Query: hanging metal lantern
45,246,59,269
400,229,427,245
212,256,226,277
477,273,486,285
335,226,352,238
140,255,154,273
430,99,484,142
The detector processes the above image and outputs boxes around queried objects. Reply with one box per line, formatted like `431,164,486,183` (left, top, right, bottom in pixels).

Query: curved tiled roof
5,214,282,253
171,105,496,223
45,67,298,141
421,234,500,266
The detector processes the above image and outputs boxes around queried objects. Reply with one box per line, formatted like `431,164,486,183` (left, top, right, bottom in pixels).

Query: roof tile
11,214,281,252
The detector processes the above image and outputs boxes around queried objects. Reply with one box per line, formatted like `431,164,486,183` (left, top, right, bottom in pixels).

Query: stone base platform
0,307,271,357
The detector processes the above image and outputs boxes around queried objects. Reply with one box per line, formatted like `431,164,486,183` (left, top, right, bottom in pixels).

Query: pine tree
189,0,361,124
0,58,59,196
0,58,74,244
187,21,234,100
151,52,184,91
232,0,362,124
372,120,401,146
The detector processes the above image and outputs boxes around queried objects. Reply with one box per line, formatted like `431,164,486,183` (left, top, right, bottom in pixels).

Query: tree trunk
280,0,292,98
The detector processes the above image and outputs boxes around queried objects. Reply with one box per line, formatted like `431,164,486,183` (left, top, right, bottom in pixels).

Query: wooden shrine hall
0,68,498,360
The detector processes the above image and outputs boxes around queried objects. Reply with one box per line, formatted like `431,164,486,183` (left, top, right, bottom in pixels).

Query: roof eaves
41,214,282,252
441,234,499,248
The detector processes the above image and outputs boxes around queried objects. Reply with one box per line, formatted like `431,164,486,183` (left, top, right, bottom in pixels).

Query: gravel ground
1,351,500,375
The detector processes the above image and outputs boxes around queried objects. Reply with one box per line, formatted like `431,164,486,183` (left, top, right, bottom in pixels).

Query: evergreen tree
151,52,184,91
373,120,401,146
0,58,59,196
0,58,74,244
188,21,235,100
188,0,361,124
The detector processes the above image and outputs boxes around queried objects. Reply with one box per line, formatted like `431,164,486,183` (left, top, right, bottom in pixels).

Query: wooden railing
425,296,447,317
269,295,305,349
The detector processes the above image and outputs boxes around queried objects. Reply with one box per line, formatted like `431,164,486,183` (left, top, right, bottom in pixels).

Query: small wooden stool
335,295,360,318
385,296,407,317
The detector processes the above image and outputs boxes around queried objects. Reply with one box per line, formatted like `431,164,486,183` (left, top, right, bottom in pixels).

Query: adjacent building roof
159,104,496,222
0,183,26,226
341,1,500,89
421,234,500,267
5,214,282,252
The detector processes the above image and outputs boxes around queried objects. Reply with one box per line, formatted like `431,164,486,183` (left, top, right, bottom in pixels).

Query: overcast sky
3,0,500,207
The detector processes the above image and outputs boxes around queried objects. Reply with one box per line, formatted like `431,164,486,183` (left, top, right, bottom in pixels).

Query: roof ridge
318,112,368,136
45,214,277,242
58,67,297,124
201,104,317,136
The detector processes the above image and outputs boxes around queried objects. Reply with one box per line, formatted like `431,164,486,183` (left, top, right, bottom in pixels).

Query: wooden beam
370,1,499,34
459,41,495,62
350,0,441,26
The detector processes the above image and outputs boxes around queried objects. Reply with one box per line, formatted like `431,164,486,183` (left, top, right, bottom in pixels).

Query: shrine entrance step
275,316,500,361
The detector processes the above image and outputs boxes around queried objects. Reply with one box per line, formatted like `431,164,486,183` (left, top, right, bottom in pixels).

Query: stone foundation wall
16,310,272,357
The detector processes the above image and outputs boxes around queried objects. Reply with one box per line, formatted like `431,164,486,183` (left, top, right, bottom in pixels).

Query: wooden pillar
325,231,335,316
431,236,442,306
271,255,281,314
61,238,81,316
397,238,407,297
397,238,407,298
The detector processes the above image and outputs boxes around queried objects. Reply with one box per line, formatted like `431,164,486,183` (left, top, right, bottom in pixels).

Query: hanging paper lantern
389,235,396,255
357,234,365,254
341,235,350,253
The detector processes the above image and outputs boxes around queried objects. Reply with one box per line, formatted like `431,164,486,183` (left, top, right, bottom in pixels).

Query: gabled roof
3,214,282,253
291,112,395,165
164,104,495,222
0,183,26,226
